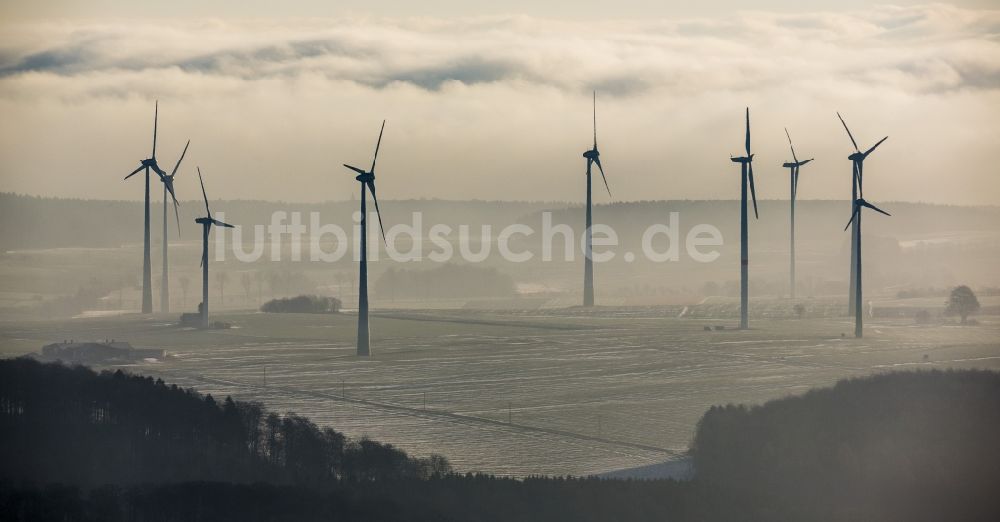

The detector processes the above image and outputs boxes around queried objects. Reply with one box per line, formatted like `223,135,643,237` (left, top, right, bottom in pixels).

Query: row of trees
0,358,449,487
261,295,342,314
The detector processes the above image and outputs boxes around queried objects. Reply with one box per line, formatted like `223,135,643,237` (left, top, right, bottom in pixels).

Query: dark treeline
0,358,450,487
374,264,517,300
692,369,1000,521
0,477,711,522
3,360,999,521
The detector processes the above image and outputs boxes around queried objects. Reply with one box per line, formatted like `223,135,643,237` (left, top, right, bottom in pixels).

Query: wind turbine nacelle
141,158,156,167
583,150,599,160
356,172,374,183
731,156,751,163
782,162,797,168
848,152,865,161
195,217,212,225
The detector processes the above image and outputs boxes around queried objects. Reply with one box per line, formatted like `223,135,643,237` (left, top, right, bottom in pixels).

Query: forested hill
0,358,450,487
0,193,555,251
2,192,998,252
691,369,1000,521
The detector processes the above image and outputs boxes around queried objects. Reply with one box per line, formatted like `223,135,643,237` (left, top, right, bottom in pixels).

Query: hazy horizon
4,191,1000,208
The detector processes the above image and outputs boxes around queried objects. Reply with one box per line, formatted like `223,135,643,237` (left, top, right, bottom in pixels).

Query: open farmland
2,309,998,477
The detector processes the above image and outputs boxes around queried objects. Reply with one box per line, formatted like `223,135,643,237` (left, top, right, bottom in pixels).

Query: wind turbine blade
367,180,387,246
152,100,158,159
851,161,861,199
800,158,813,166
860,200,891,217
785,127,799,164
212,219,235,228
863,136,888,157
200,249,205,268
593,90,597,149
124,165,144,180
170,140,190,177
844,205,860,231
836,112,859,152
744,107,751,157
370,120,386,173
594,157,611,198
164,178,178,204
197,167,211,218
343,164,366,175
173,198,181,236
857,161,864,199
151,163,167,179
748,162,758,219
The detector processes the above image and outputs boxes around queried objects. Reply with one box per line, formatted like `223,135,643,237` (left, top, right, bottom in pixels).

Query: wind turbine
342,120,388,357
843,184,891,338
194,167,233,329
782,128,812,300
159,140,189,313
124,101,169,314
730,108,759,330
837,113,887,317
581,91,611,307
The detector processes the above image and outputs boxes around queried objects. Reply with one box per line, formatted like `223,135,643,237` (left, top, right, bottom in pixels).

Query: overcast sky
1,2,998,204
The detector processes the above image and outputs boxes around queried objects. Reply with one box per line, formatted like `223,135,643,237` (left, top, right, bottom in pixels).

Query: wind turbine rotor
151,163,167,179
124,165,145,180
593,157,611,198
169,140,190,179
593,90,598,150
165,139,190,233
857,161,864,198
197,167,212,219
370,120,386,173
367,180,388,246
837,112,860,152
863,136,888,158
844,205,860,231
858,198,891,216
785,127,799,164
172,199,182,232
152,100,158,159
744,107,751,157
343,164,366,176
845,197,891,230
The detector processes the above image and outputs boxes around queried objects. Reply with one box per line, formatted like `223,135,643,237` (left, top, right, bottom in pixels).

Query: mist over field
1,193,997,315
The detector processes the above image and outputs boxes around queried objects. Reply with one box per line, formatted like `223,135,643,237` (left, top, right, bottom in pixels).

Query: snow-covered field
1,310,997,477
